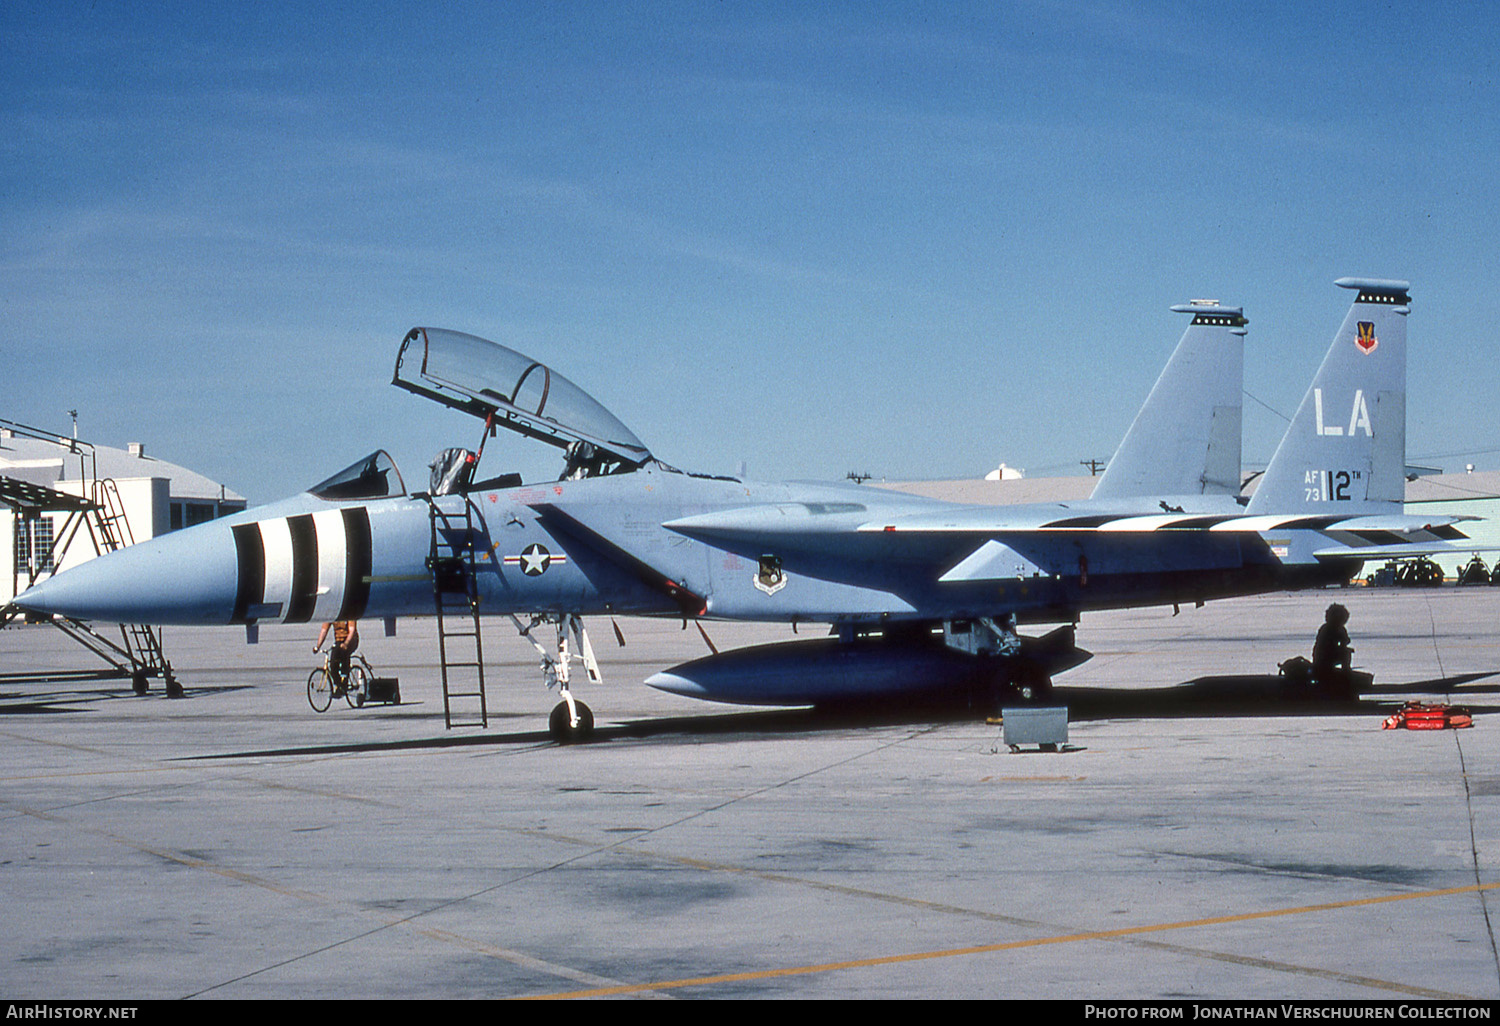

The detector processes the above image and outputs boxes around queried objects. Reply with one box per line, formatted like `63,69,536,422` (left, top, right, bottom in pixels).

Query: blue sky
5,2,1500,502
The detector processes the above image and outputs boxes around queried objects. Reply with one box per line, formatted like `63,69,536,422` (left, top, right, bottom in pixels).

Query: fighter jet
12,278,1476,739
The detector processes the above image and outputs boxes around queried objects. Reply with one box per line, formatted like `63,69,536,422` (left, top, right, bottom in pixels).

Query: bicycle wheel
307,666,333,712
346,664,368,708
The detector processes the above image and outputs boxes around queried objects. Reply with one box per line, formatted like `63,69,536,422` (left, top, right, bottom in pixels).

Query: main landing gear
944,616,1056,706
511,613,601,743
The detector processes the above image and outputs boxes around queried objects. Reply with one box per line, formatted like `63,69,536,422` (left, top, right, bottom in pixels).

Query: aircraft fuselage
26,464,1352,631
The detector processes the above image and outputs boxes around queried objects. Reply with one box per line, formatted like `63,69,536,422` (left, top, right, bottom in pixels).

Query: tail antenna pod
1334,277,1411,308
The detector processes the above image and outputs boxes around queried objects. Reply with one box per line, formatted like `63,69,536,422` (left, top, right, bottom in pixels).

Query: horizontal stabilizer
1311,541,1500,561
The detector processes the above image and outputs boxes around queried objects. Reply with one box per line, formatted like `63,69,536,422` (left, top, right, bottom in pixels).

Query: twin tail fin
1090,301,1246,501
1245,278,1410,515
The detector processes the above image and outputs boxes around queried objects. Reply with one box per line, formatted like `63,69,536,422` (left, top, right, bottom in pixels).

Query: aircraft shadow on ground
1058,670,1500,721
0,682,255,715
182,669,1500,760
0,699,88,715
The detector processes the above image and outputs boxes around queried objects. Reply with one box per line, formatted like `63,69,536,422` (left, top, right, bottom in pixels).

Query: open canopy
393,327,652,471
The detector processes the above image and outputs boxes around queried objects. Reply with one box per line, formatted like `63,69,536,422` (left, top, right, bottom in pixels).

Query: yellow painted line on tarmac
523,879,1500,1000
604,848,1470,997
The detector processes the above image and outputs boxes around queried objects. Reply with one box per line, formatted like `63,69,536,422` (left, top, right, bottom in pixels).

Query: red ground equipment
1382,702,1474,730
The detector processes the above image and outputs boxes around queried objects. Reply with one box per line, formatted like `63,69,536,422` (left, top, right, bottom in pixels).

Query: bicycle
307,649,372,712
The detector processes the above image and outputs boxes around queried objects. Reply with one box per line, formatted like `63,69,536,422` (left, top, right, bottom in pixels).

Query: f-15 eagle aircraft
13,278,1475,739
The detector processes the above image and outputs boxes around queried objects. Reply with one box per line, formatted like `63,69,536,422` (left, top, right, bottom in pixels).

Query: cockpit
309,449,406,500
311,330,663,500
393,327,653,484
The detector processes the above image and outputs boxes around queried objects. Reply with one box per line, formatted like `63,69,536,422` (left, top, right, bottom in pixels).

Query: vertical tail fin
1245,278,1410,515
1091,301,1246,501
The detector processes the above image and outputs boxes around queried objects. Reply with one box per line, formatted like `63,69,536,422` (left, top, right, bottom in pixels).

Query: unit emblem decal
753,554,786,596
1355,321,1378,354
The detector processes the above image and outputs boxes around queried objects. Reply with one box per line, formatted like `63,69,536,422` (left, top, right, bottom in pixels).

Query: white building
2,426,246,606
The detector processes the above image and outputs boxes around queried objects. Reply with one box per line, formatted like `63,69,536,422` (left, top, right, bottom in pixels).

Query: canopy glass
309,450,406,500
393,327,651,471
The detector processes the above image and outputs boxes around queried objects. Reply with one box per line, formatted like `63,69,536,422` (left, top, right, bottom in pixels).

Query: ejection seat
429,448,477,496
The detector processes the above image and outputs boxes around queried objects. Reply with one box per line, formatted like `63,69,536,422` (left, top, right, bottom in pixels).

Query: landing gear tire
990,658,1052,706
1016,676,1053,703
549,699,594,743
1017,656,1054,702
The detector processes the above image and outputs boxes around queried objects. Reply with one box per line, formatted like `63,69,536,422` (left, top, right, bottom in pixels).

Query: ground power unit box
1001,706,1068,752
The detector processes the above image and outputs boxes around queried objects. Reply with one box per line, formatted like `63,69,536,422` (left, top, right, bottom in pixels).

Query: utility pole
1080,458,1106,476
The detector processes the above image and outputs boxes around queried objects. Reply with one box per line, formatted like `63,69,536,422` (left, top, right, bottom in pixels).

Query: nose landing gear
511,613,601,743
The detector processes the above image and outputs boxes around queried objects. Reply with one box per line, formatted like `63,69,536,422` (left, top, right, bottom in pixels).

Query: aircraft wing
856,508,1484,563
666,501,1487,585
670,501,1476,539
851,508,1476,536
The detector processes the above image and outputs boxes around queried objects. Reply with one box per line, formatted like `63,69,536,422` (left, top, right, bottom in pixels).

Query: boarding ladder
424,495,488,728
88,479,175,694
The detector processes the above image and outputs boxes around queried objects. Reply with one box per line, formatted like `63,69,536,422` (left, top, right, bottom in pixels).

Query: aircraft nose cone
12,520,240,624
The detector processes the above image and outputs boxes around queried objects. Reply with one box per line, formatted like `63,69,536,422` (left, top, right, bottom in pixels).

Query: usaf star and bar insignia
503,543,567,576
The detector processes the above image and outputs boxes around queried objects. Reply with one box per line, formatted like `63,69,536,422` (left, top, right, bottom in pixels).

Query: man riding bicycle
315,619,362,699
